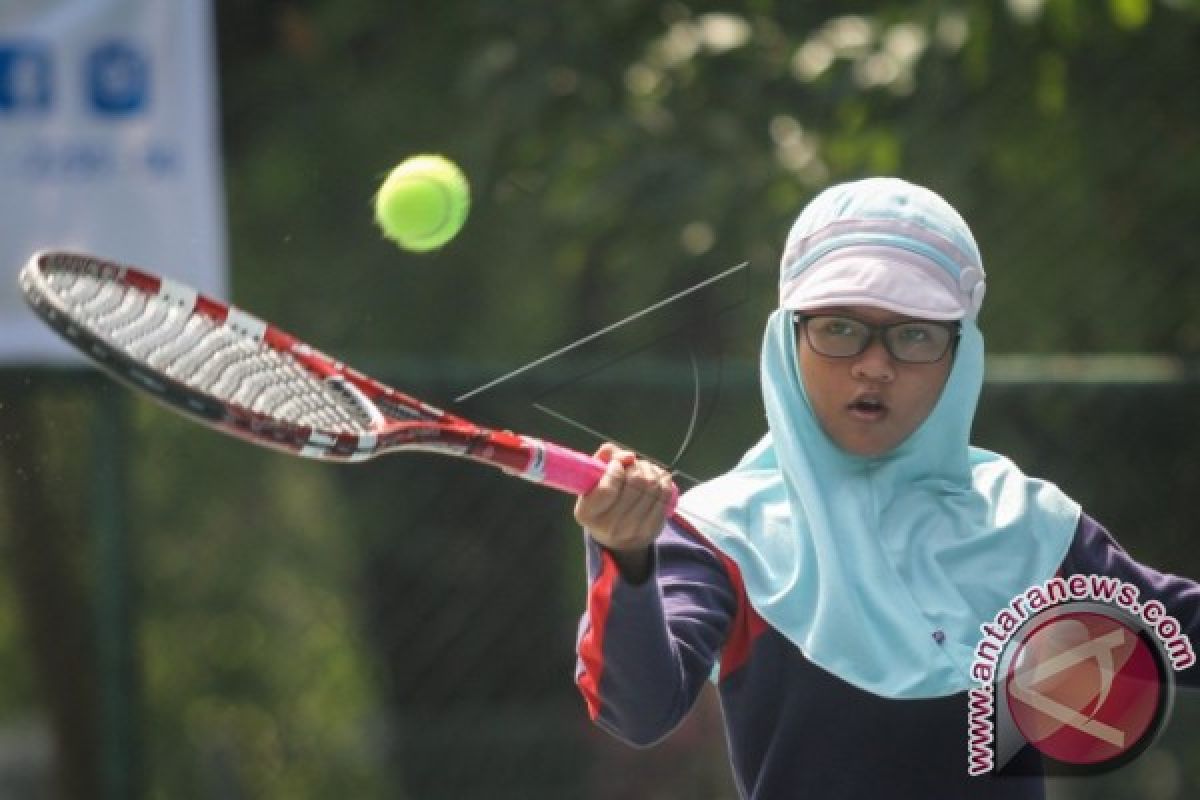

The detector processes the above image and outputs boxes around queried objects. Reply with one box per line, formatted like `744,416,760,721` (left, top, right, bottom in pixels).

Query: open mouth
847,396,887,420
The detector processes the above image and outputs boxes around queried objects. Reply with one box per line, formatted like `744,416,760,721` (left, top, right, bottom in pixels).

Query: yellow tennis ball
373,154,470,252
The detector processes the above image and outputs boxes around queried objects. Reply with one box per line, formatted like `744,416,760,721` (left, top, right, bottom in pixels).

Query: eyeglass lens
800,315,954,363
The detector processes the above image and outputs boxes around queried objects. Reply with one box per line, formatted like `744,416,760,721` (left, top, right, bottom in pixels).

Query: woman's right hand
574,443,676,581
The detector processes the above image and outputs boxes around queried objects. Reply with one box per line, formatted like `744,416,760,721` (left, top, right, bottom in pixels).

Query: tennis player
573,178,1200,798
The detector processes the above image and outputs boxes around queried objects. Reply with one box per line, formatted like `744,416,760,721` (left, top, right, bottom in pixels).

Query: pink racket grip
527,438,679,516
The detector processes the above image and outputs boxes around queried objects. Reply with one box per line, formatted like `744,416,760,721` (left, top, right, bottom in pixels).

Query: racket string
91,289,153,334
44,265,375,435
253,372,309,415
233,361,287,411
146,314,220,370
204,341,270,400
110,298,171,349
252,365,323,419
125,305,196,362
163,323,239,383
50,269,118,311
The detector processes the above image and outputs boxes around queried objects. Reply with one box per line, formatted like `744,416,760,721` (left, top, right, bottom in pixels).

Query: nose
850,336,895,382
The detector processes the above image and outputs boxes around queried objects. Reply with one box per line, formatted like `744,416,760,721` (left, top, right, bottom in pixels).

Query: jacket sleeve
575,521,736,747
1060,513,1200,686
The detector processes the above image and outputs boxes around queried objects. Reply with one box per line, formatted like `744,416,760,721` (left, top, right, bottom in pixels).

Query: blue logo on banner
0,41,53,114
85,40,149,115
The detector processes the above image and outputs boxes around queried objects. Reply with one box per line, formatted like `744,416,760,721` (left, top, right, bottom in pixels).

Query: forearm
575,526,733,746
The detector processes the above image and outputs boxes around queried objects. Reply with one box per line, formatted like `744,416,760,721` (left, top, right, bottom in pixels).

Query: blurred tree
0,376,99,799
4,0,1200,796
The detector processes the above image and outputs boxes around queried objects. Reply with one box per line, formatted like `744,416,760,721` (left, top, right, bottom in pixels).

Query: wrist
608,545,654,585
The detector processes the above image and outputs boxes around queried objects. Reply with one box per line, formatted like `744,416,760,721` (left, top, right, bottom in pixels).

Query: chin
837,436,899,458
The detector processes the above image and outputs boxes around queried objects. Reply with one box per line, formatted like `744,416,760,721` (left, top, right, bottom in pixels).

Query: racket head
19,250,470,461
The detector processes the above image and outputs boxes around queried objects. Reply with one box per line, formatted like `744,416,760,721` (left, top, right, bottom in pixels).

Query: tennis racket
19,250,677,510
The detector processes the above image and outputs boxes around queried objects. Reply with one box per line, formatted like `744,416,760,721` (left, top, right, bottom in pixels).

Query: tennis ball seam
402,178,458,245
374,155,469,252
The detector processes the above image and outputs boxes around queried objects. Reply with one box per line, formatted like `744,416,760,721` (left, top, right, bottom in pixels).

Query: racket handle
530,439,679,516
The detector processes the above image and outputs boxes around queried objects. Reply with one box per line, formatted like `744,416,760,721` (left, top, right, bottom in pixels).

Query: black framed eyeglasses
793,312,960,364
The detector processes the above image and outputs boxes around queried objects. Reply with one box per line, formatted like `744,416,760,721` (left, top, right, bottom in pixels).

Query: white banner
0,0,226,364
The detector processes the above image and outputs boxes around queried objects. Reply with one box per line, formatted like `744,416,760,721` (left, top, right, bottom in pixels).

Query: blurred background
2,0,1200,797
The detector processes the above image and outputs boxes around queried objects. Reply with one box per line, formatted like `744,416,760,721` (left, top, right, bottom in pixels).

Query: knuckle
574,504,598,527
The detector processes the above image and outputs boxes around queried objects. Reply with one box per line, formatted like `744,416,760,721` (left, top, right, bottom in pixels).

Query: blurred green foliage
3,0,1200,797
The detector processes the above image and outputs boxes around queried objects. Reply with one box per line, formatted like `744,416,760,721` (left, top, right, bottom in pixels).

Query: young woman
572,178,1200,799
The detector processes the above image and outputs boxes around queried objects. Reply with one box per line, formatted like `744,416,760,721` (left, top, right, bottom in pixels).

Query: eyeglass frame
791,311,961,364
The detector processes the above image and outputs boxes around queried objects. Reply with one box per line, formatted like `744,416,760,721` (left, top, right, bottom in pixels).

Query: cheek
796,345,843,421
905,362,953,422
796,341,829,402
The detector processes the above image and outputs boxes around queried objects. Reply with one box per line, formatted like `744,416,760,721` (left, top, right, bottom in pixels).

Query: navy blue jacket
575,515,1200,799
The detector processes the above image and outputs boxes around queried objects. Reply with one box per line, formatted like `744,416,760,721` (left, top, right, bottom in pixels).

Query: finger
655,471,677,521
603,444,636,469
594,442,618,463
589,459,654,543
624,458,661,501
625,459,669,503
574,456,627,526
610,461,666,548
628,469,676,537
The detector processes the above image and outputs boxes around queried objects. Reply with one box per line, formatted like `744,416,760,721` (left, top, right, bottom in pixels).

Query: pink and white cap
779,178,987,321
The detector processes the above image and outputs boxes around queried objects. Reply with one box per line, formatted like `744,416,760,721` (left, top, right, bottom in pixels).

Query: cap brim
780,251,966,321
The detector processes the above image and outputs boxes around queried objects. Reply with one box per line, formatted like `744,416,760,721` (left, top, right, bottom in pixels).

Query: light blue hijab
680,179,1080,699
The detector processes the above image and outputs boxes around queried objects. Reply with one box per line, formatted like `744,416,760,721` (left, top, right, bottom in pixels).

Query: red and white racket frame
21,250,666,505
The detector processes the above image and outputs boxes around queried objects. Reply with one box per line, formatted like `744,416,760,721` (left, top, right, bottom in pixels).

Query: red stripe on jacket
576,547,619,720
672,517,769,681
577,519,771,722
